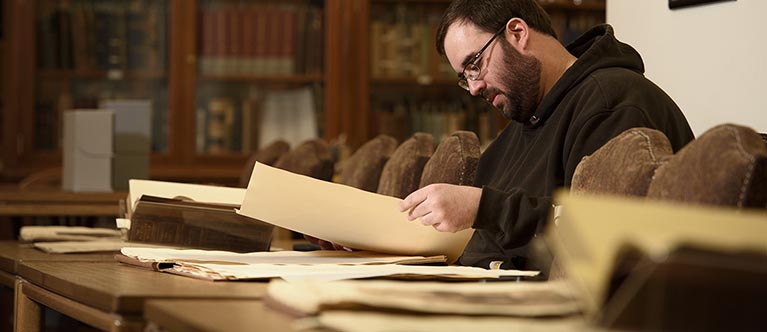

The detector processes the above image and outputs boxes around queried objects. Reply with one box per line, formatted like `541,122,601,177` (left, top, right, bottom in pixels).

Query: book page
237,163,473,263
128,179,246,210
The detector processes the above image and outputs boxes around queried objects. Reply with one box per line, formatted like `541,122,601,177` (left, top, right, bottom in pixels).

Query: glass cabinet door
33,0,170,153
367,1,497,146
194,0,325,156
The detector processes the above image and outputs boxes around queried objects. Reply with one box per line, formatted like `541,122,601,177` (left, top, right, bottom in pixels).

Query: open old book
126,179,273,252
547,192,767,329
237,163,474,263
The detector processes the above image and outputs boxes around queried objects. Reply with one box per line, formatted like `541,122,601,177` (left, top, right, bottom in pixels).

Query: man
399,0,694,270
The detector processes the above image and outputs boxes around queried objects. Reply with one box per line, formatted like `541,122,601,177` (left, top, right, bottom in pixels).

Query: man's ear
505,18,530,50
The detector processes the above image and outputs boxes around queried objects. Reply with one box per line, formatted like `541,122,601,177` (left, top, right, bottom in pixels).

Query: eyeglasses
457,26,506,91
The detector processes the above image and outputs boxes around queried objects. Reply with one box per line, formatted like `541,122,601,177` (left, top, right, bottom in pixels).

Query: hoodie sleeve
467,105,663,267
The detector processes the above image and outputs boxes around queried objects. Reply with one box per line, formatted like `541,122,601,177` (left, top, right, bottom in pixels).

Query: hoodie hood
529,24,645,127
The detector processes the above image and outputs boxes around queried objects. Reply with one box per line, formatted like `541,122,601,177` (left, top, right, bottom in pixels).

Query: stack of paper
118,247,538,282
20,226,122,242
273,279,584,332
267,279,581,317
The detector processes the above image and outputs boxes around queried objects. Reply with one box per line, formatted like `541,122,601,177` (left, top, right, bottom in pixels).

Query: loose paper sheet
20,226,121,242
120,247,446,266
237,163,474,263
157,262,538,282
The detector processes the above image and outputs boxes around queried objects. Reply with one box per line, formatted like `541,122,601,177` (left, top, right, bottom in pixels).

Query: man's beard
487,38,542,123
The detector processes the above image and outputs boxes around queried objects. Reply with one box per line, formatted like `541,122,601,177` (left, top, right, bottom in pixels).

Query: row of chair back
243,131,482,201
571,123,767,209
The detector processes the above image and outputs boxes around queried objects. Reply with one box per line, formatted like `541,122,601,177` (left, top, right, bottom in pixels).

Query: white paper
120,247,445,266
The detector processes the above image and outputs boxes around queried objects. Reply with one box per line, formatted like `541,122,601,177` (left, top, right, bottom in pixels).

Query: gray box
101,99,152,191
62,110,114,192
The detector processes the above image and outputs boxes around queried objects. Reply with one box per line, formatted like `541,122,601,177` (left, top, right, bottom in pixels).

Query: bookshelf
1,0,338,185
361,0,606,147
0,0,604,184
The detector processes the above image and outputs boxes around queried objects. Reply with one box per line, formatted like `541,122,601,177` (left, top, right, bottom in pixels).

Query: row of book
196,86,321,154
198,2,324,76
368,2,604,80
36,0,168,72
373,99,499,147
369,4,454,80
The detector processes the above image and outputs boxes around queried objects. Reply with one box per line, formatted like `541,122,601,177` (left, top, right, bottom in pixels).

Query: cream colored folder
237,163,474,263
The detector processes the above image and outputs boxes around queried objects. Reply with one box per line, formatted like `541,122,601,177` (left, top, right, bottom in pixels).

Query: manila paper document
237,163,473,263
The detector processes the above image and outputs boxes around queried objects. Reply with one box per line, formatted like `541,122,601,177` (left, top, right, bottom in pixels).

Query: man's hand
399,184,481,233
303,235,352,251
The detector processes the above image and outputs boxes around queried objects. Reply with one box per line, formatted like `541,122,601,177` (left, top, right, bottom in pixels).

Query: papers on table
118,247,538,282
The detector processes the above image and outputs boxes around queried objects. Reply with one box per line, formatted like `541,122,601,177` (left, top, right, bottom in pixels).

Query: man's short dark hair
436,0,558,56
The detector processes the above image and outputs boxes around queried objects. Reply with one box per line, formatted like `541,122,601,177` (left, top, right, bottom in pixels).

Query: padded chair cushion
647,124,767,208
420,131,480,187
571,128,673,197
273,138,334,181
338,135,398,192
377,133,435,199
239,140,291,187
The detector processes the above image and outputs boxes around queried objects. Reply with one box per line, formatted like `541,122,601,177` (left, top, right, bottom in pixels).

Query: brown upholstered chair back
647,124,767,208
419,131,480,187
571,128,673,197
337,135,398,192
239,140,291,187
377,133,435,199
273,138,334,181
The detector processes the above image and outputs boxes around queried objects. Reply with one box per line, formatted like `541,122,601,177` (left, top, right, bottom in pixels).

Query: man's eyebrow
460,53,477,67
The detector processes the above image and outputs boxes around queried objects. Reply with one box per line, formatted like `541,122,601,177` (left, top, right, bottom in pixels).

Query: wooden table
0,188,126,217
0,241,118,332
15,261,270,332
0,241,116,288
144,299,298,332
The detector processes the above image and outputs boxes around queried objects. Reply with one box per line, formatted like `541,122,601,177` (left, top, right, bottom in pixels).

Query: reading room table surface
0,241,116,287
15,261,270,332
145,299,301,332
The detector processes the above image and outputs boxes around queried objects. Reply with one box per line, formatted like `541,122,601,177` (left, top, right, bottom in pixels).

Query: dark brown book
128,195,273,253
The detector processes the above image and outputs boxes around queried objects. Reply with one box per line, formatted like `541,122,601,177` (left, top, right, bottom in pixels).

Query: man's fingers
400,188,429,212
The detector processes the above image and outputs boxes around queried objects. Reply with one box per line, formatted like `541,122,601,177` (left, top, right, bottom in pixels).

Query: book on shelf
205,97,237,153
198,2,318,75
36,0,167,72
125,179,272,253
369,4,450,80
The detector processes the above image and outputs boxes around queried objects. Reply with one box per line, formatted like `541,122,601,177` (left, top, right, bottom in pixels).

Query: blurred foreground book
548,192,767,332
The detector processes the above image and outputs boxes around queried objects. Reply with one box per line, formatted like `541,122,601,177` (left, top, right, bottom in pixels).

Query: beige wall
607,0,766,136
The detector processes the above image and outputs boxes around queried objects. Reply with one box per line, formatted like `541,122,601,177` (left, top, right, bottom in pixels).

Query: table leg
14,279,41,332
